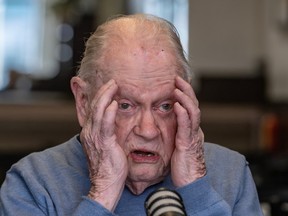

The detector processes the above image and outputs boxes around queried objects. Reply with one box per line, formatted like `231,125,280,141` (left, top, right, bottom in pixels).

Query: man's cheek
160,121,177,149
165,117,177,137
115,125,125,145
115,118,133,148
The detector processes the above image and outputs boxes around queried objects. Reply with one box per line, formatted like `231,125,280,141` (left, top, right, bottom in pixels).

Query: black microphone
145,187,187,216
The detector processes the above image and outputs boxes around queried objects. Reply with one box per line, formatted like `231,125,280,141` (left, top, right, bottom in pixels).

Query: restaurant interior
1,1,288,215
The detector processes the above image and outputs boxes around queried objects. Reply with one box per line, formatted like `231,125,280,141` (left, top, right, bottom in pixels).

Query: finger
174,102,204,154
174,102,192,140
174,88,201,130
101,100,118,139
89,80,118,131
175,76,198,107
174,101,199,135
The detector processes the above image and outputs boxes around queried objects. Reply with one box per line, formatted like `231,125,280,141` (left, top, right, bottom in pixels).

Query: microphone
145,187,187,216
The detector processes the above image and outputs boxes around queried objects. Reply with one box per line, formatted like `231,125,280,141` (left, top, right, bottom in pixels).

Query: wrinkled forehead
100,43,181,80
116,71,176,89
115,79,176,104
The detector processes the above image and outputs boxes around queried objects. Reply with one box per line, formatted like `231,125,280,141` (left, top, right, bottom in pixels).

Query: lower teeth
135,151,154,157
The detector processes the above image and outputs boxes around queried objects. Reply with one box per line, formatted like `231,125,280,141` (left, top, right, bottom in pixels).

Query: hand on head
71,77,128,211
71,75,205,210
70,14,206,211
171,76,206,187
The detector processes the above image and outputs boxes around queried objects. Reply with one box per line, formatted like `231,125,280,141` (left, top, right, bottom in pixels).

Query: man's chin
125,168,167,195
125,178,161,195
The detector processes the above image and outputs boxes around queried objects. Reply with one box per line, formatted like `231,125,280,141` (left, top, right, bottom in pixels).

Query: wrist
88,183,124,211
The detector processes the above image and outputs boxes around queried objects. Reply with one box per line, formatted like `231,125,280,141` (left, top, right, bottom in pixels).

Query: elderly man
0,14,263,215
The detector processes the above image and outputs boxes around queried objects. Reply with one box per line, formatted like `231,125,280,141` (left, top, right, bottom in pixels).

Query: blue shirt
0,136,263,215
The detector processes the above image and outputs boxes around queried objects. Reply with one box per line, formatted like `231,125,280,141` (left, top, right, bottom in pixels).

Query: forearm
73,196,117,216
87,182,124,212
176,175,232,215
232,164,263,215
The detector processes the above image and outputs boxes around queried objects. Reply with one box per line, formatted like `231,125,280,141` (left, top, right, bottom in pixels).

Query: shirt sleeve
0,169,116,216
72,197,117,216
176,175,233,215
175,163,263,216
1,169,48,216
232,162,264,216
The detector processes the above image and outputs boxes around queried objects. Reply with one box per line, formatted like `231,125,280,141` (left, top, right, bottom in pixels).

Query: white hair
77,14,192,87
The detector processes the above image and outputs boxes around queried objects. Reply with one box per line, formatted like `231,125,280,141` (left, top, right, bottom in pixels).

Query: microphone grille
145,187,186,216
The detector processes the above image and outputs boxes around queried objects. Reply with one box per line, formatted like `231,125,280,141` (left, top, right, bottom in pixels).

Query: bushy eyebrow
115,87,175,106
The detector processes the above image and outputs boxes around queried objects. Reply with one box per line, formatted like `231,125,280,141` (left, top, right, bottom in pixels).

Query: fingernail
108,79,117,87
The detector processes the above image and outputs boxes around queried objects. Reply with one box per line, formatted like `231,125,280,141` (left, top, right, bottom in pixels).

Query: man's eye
159,103,173,112
119,103,131,110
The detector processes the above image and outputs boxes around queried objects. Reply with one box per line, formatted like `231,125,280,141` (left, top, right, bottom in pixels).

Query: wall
189,0,288,103
264,0,288,102
189,0,264,75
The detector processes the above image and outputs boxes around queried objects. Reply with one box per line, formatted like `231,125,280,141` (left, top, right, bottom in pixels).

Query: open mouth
133,150,156,157
130,150,159,163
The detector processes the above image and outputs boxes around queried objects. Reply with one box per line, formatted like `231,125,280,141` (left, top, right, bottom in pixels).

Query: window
128,0,189,56
0,0,58,90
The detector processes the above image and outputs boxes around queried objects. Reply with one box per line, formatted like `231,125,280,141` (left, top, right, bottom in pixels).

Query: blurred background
0,0,288,215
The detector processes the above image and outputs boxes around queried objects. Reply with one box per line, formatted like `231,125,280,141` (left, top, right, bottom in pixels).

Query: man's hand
80,79,128,211
171,76,206,187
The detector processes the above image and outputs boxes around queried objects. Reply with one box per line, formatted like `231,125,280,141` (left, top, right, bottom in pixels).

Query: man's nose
133,110,160,140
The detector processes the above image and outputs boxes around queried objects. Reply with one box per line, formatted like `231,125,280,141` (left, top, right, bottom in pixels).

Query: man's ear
70,76,89,127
